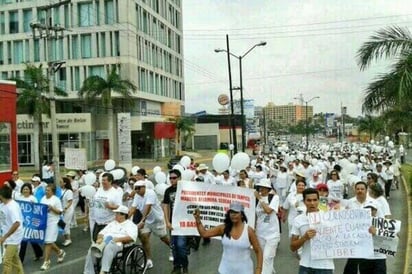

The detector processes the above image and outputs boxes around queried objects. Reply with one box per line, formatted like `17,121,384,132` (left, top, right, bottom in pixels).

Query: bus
0,80,18,184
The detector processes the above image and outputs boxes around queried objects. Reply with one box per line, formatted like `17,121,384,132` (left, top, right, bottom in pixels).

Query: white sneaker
57,249,66,263
146,259,153,269
62,239,72,246
40,260,51,270
169,250,174,262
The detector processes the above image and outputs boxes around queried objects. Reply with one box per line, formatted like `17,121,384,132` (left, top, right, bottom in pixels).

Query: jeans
343,258,362,274
171,235,188,268
3,244,24,274
298,266,333,274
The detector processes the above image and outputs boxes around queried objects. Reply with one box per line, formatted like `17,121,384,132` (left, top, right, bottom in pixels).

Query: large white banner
171,181,255,236
308,209,374,259
372,217,401,257
64,148,87,170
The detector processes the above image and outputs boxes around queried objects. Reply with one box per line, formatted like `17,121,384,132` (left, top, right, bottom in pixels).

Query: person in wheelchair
83,205,138,274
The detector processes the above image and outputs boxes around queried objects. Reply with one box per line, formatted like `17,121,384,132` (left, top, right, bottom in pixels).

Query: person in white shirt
368,184,391,218
255,179,281,274
326,170,344,200
0,186,24,274
11,170,24,193
215,170,237,187
42,161,55,184
89,173,122,243
281,179,307,238
375,164,388,195
83,205,138,274
343,181,373,274
383,160,394,199
129,180,170,269
134,169,155,190
273,165,289,203
290,188,334,274
66,171,80,228
196,164,215,184
60,177,74,247
392,159,401,190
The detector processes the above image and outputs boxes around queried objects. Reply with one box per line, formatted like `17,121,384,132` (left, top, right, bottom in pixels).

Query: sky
182,0,412,117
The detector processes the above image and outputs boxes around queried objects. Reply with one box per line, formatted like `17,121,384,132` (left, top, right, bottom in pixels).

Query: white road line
31,256,85,274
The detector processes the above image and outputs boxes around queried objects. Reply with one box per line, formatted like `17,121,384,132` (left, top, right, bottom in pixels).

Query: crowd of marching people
0,141,405,274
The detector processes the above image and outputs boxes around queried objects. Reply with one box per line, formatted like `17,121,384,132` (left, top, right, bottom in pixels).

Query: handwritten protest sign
308,209,374,259
372,217,401,257
18,201,48,244
171,181,255,236
64,148,87,170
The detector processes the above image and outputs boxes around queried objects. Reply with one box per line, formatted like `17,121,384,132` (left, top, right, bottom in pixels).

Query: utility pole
225,35,237,154
31,0,70,184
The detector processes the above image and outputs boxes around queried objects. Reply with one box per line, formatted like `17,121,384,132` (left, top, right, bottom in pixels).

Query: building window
78,2,94,27
104,0,114,24
23,9,32,33
9,11,18,34
18,134,32,165
13,40,23,64
34,39,40,61
0,12,5,34
81,34,92,58
0,122,11,171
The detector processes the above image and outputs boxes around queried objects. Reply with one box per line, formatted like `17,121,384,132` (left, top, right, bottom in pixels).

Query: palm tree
357,26,412,113
79,68,137,160
357,114,384,140
170,116,195,155
14,64,66,172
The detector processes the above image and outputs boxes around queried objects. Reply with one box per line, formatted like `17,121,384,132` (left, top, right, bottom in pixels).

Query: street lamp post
294,96,320,151
215,39,266,152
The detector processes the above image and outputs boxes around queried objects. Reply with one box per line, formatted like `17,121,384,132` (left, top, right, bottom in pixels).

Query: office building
0,0,184,164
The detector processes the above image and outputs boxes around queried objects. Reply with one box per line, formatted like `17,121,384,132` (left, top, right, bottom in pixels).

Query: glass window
34,39,40,61
81,34,91,58
9,11,18,34
104,0,114,24
0,123,11,171
72,35,79,59
0,12,5,35
13,40,23,64
89,65,105,77
23,9,32,33
18,134,32,165
78,2,94,27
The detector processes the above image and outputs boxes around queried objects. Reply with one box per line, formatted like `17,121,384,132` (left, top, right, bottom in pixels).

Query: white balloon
388,141,394,148
131,166,140,175
182,169,195,181
212,153,230,173
385,136,390,142
84,172,96,186
155,183,168,197
172,164,185,174
110,169,125,180
104,159,116,171
80,185,96,199
155,172,167,184
180,156,191,168
228,144,235,151
153,166,162,174
231,152,250,170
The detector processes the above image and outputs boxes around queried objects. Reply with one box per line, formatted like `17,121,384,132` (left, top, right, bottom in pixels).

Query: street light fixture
294,96,320,151
215,40,267,152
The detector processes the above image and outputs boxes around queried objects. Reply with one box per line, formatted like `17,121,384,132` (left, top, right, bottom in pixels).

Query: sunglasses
169,176,178,179
331,173,337,175
12,173,18,176
367,177,372,179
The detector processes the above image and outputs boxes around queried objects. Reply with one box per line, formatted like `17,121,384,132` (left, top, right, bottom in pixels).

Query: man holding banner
290,188,334,274
0,186,24,274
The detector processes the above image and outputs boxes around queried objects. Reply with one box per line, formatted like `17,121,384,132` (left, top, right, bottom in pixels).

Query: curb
402,171,411,274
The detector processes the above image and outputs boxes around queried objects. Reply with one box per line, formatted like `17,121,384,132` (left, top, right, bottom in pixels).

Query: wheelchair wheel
123,245,146,273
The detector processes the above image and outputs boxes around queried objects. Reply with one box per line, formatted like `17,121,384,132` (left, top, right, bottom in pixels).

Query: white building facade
0,0,184,165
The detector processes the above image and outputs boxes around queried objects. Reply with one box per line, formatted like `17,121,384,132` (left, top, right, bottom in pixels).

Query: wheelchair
95,243,147,274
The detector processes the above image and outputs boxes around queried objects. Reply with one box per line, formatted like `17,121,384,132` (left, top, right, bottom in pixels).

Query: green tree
79,68,137,160
357,26,412,113
357,114,384,140
170,116,195,155
14,64,66,172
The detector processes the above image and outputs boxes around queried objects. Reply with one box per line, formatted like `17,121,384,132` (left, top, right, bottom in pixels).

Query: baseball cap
364,200,378,210
255,178,272,189
229,202,244,212
113,205,129,215
66,170,77,177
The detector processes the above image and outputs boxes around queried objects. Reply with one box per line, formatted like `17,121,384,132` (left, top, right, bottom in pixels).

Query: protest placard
171,181,255,236
308,209,374,259
18,201,48,244
372,217,401,257
64,148,87,170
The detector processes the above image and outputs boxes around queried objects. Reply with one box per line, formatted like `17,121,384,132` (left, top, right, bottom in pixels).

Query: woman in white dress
40,184,66,270
60,177,74,246
193,202,263,274
326,170,344,200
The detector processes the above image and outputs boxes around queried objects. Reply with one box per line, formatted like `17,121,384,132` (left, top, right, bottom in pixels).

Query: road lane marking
32,256,85,274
